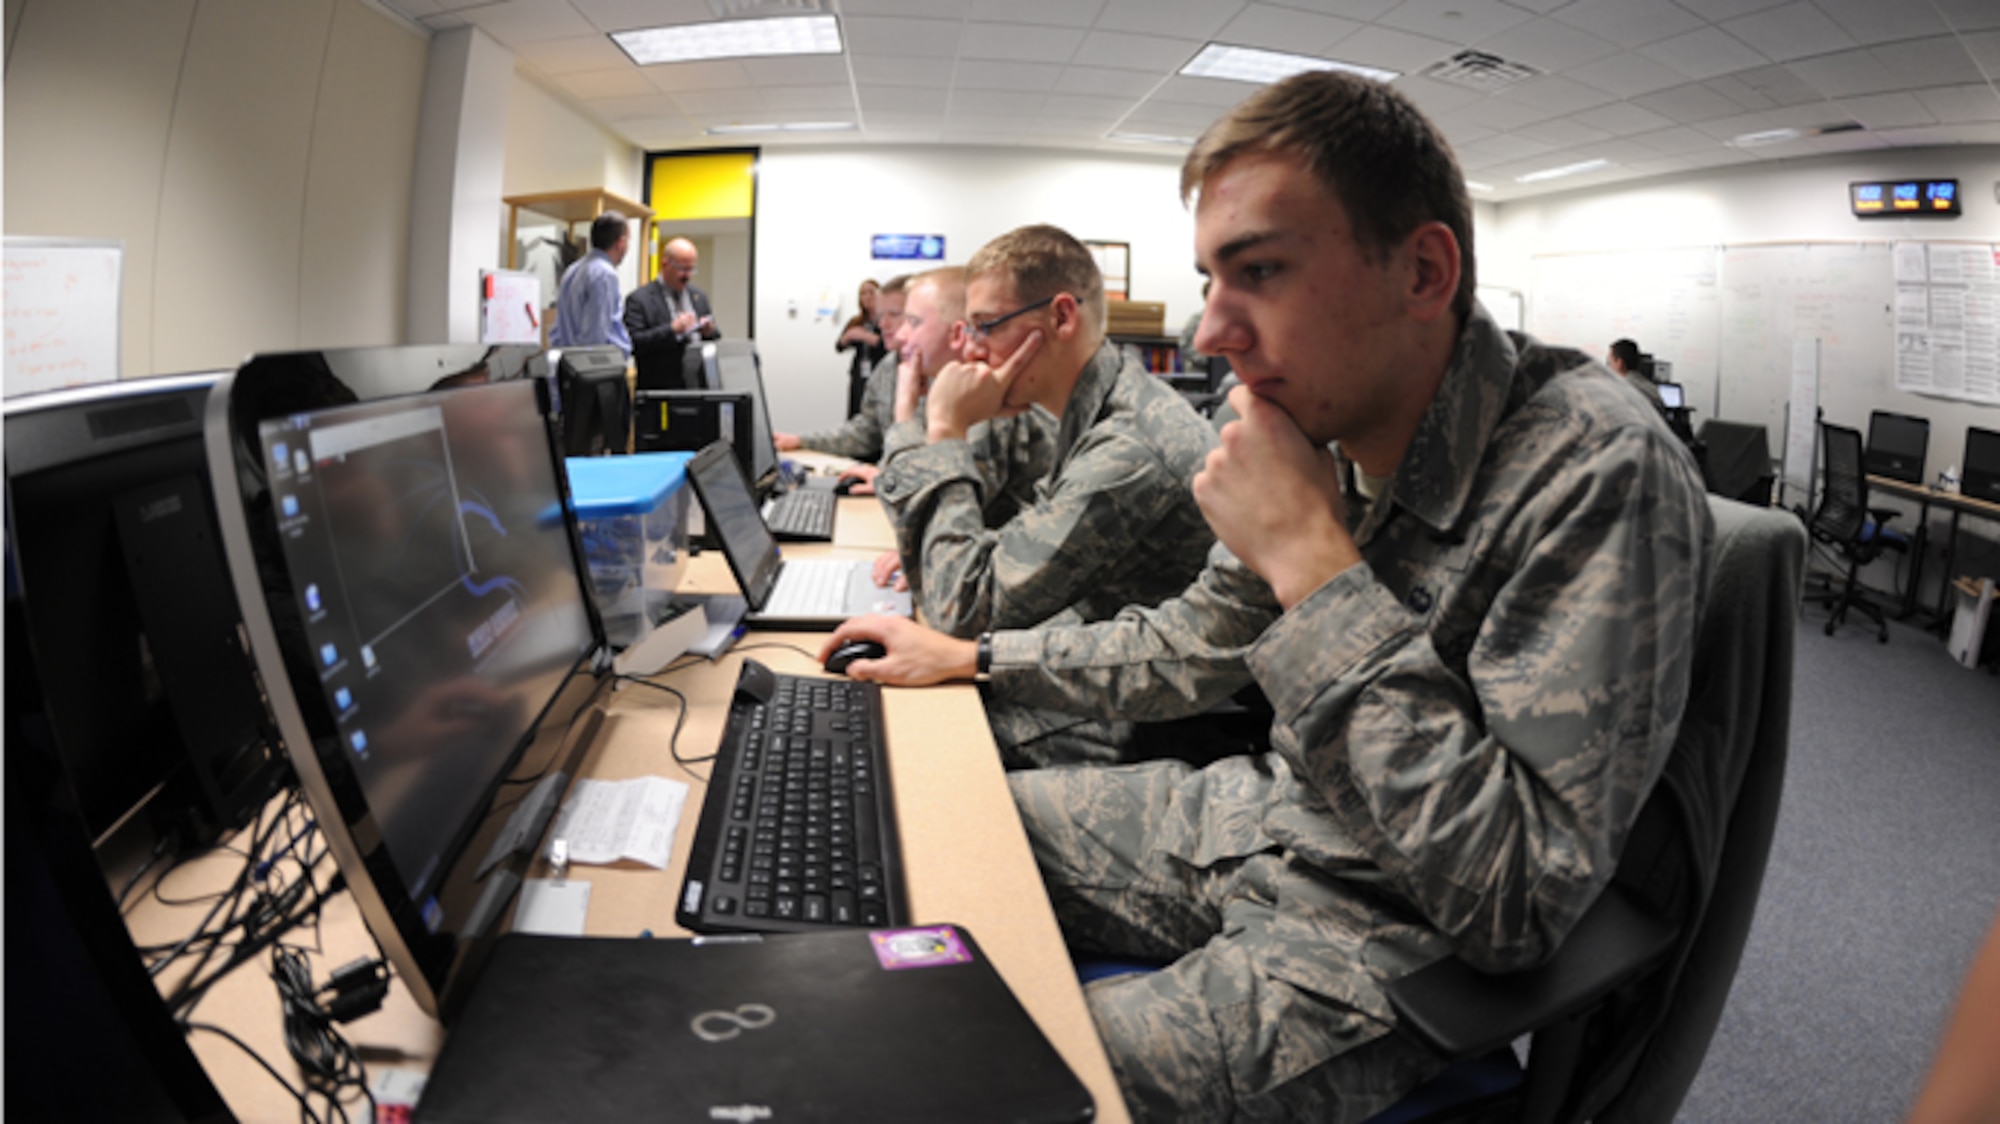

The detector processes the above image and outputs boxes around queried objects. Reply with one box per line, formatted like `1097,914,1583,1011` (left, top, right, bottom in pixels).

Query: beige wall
3,0,426,379
503,71,644,294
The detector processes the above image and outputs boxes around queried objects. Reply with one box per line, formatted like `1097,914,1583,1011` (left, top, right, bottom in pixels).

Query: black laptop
414,925,1096,1124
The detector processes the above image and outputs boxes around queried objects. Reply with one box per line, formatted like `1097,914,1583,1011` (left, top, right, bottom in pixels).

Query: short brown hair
881,274,913,296
910,265,968,321
966,225,1105,338
1182,71,1475,324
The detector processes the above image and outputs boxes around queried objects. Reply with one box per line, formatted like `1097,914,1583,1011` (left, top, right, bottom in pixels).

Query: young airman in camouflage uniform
825,71,1711,1121
873,227,1218,765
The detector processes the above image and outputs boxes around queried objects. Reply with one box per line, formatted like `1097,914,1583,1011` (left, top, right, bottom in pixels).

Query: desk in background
127,504,1126,1123
1868,475,2000,629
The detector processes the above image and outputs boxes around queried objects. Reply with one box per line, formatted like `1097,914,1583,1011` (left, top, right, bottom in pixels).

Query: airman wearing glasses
872,224,1219,767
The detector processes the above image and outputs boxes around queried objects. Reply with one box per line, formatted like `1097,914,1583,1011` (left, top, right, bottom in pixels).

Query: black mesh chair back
1810,423,1868,547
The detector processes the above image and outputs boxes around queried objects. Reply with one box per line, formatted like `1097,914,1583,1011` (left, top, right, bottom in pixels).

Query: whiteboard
4,238,123,396
481,269,544,345
1716,243,1895,446
1529,247,1722,420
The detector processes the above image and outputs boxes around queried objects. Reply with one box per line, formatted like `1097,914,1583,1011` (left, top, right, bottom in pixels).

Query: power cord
615,674,706,775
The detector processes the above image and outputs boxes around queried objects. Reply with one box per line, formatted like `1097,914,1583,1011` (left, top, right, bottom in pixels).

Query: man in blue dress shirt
550,211,631,353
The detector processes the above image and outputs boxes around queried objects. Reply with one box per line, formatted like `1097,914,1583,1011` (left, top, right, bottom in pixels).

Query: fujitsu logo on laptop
708,1106,773,1122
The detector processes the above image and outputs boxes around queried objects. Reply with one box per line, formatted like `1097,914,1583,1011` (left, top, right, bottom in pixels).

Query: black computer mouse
824,639,887,675
833,476,862,496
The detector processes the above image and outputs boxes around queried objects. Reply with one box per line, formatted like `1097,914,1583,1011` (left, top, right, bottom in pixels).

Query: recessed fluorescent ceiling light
707,121,855,134
1181,43,1398,86
1110,131,1196,146
612,15,841,65
1516,158,1612,184
1465,180,1494,193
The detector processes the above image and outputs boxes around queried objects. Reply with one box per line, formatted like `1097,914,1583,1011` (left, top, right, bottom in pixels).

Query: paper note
550,775,688,868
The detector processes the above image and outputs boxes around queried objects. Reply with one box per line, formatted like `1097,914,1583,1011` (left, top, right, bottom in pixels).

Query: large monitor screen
713,340,779,489
207,346,610,1018
1865,410,1930,485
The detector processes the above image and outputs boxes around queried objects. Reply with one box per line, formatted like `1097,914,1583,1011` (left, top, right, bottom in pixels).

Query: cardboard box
1106,299,1166,337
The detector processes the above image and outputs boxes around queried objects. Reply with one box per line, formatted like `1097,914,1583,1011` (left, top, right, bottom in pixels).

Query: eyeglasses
964,295,1055,342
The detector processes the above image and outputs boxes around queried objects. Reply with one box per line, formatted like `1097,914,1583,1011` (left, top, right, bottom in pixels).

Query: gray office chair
1371,494,1804,1123
1805,422,1908,643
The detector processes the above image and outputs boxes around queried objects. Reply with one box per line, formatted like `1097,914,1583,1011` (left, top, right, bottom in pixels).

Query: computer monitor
554,346,631,456
1963,426,2000,504
4,374,284,846
205,347,615,1019
1657,382,1686,410
634,389,756,481
1865,410,1930,484
712,340,780,492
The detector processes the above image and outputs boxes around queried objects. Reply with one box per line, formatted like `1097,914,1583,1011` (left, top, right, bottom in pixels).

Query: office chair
1077,495,1804,1124
1806,422,1909,643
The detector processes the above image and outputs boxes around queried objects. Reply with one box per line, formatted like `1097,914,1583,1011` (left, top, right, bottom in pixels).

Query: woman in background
836,279,888,418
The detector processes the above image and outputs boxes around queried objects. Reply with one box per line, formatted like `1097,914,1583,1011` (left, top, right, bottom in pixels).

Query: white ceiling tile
1672,0,1789,19
1577,136,1672,163
850,56,956,88
1931,0,2000,33
1570,100,1679,134
1913,84,2000,124
1834,91,1939,129
642,60,754,93
1502,0,1579,13
458,0,597,45
1453,134,1559,169
966,0,1106,27
568,0,710,34
1040,93,1140,120
1565,51,1692,98
593,93,684,120
1213,4,1363,55
1053,68,1163,96
740,56,853,88
1873,123,2000,147
1150,75,1261,108
1093,0,1237,41
1638,26,1768,81
856,85,920,112
960,22,1086,63
1800,129,1889,153
953,60,1065,91
1265,0,1399,19
1378,0,1535,44
948,89,1048,117
1627,125,1731,155
670,88,768,116
1071,30,1204,71
421,14,470,31
843,16,964,57
1807,0,1950,46
1121,100,1231,131
1513,117,1614,147
1721,3,1855,62
1029,116,1118,137
1689,102,1857,139
864,110,948,130
840,0,970,16
1964,30,2000,74
1332,24,1459,73
760,85,857,113
1631,82,1749,122
1702,74,1778,111
1498,75,1618,115
515,35,633,75
1725,63,1829,107
1868,35,1987,88
1782,48,1897,97
1431,119,1496,148
618,115,703,141
1453,96,1562,131
1550,0,1705,49
1469,17,1620,73
558,68,658,99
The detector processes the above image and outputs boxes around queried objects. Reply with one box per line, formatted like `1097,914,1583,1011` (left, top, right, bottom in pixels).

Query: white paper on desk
549,776,688,868
513,878,592,936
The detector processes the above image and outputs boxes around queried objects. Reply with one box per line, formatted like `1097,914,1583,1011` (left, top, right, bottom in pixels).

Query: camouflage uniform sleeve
798,355,896,459
1249,424,1708,974
879,430,1203,637
985,541,1278,721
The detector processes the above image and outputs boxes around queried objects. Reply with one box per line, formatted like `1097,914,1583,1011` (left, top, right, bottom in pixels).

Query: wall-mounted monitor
1851,179,1959,218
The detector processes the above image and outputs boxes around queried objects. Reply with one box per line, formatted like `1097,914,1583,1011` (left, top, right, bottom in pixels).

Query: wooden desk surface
1869,474,2000,519
128,517,1125,1123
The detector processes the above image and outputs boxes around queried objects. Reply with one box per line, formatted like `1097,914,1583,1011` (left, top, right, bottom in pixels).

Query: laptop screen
685,441,782,609
1964,426,2000,503
1657,382,1685,409
1865,410,1929,484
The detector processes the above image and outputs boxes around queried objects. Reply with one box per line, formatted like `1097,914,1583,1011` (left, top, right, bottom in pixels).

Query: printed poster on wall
1893,242,2000,406
481,270,543,345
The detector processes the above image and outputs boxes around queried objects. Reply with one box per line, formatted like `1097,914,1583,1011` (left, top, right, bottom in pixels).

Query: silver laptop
685,441,911,629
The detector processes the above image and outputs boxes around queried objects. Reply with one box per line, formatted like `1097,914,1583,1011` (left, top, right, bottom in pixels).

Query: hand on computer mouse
823,639,887,676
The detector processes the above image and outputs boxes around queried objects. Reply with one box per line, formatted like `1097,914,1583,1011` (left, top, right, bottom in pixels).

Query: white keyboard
762,559,861,617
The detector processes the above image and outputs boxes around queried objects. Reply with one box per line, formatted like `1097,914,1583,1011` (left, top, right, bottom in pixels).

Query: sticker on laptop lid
870,926,973,970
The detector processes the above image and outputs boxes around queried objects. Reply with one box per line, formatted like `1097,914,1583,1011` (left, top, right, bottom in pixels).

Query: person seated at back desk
775,275,911,494
872,224,1219,766
824,70,1711,1121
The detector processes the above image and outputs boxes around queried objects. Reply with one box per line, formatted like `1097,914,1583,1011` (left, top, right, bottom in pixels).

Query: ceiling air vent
1422,50,1543,93
707,0,829,16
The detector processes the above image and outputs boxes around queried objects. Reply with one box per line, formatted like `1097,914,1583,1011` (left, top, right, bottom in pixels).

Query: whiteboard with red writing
4,238,122,397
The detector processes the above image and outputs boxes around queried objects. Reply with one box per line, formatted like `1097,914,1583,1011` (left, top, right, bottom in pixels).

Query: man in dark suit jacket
624,236,721,391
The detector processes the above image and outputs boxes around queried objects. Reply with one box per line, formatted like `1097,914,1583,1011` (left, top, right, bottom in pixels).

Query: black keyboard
764,487,837,541
677,660,907,934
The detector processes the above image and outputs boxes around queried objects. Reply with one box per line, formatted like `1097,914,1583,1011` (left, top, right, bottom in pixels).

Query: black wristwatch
976,632,993,676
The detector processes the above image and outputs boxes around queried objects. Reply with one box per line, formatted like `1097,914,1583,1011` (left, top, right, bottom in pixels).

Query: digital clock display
1852,179,1960,218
